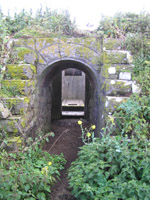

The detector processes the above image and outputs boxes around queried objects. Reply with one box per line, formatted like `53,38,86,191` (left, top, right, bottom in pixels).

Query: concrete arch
36,58,102,136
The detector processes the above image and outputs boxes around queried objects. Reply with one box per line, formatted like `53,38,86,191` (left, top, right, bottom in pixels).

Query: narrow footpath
44,119,87,200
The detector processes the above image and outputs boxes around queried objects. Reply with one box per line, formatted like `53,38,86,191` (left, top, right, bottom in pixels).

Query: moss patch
105,80,132,96
103,51,128,64
15,47,35,61
101,64,111,78
103,39,123,50
6,64,36,80
2,80,35,96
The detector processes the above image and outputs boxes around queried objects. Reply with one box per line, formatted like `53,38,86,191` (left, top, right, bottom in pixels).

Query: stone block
1,97,29,115
103,50,132,64
6,64,36,80
102,64,133,79
15,47,37,64
2,80,35,96
105,79,132,96
108,67,116,74
132,81,141,94
103,38,123,50
0,103,10,119
119,72,131,80
105,96,128,114
0,116,21,135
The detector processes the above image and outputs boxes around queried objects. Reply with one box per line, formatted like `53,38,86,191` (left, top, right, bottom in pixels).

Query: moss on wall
2,80,35,96
103,39,123,50
101,64,111,78
103,51,128,64
6,64,36,80
15,47,35,61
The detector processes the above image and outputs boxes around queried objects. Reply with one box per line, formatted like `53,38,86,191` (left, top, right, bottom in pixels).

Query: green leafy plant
97,12,150,39
0,84,21,97
114,95,150,138
0,7,76,38
68,135,150,200
0,112,66,200
0,148,66,200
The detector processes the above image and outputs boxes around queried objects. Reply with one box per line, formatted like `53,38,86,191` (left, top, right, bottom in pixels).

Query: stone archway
36,58,102,135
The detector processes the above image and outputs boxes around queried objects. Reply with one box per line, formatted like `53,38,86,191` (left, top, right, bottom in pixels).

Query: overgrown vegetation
68,134,150,200
0,130,66,200
1,7,150,199
0,7,76,38
68,11,150,199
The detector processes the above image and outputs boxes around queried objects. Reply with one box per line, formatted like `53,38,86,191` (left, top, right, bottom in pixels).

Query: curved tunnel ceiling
40,59,98,89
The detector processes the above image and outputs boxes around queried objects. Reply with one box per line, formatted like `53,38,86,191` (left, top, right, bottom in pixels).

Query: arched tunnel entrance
37,59,101,135
38,59,102,198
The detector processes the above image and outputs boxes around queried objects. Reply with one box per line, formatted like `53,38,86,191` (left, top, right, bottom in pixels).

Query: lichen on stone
5,64,36,80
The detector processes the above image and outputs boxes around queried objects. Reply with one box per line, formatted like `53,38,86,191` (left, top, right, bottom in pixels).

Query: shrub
124,33,150,55
0,147,66,200
97,12,150,39
0,7,76,37
68,135,150,200
114,95,150,138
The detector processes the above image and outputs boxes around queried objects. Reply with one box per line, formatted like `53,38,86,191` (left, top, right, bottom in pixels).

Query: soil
44,118,88,200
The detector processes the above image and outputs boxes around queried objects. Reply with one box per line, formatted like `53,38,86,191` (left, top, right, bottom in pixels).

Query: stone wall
0,37,141,140
101,39,140,122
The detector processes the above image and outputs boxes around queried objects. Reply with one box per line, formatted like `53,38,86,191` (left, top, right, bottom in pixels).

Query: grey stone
105,96,128,114
24,53,36,65
108,67,116,74
119,72,131,80
0,103,10,119
132,81,141,94
106,80,132,96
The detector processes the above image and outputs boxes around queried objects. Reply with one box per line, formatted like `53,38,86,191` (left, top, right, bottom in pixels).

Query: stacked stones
0,64,36,145
0,37,141,141
102,39,141,118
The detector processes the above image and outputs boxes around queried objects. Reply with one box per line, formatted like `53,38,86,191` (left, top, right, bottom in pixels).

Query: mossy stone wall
0,37,141,139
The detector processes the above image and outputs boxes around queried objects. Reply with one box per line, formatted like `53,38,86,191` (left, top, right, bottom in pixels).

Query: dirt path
44,119,87,200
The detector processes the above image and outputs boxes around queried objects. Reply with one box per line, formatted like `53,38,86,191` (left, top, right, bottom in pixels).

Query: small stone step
5,64,36,80
1,80,35,96
1,97,29,115
104,50,132,64
102,64,133,79
0,116,22,135
105,79,132,96
105,96,128,114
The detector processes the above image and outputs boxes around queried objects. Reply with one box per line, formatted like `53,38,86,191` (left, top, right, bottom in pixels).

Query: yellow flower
78,120,82,125
91,125,96,130
87,132,91,138
109,117,115,125
41,170,44,174
48,161,52,166
110,117,114,123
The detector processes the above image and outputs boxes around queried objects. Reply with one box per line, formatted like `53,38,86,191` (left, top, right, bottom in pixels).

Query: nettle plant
0,148,66,200
68,134,150,200
0,130,66,200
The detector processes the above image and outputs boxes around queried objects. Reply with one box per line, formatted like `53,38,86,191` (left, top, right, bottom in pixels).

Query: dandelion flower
91,125,96,130
87,132,91,138
78,120,82,125
48,161,52,166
